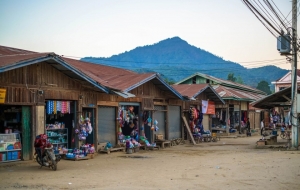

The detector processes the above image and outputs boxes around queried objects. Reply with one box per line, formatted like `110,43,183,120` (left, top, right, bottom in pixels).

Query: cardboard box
156,134,164,140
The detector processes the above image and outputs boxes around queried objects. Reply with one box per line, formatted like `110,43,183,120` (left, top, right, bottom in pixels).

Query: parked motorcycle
34,134,61,171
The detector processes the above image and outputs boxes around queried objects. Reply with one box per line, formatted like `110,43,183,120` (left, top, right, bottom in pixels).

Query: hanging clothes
53,101,57,114
66,101,70,114
50,100,54,114
61,101,67,114
57,101,61,112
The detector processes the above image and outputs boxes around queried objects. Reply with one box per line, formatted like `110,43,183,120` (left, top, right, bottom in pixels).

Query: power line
61,54,291,71
253,0,284,31
242,0,280,37
264,0,288,30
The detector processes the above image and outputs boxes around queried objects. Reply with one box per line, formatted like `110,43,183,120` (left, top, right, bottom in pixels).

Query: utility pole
291,0,298,149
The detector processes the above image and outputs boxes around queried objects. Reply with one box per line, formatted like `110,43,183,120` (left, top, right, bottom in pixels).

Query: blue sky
0,0,295,70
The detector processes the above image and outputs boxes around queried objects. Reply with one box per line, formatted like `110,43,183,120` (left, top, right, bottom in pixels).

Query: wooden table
155,140,171,148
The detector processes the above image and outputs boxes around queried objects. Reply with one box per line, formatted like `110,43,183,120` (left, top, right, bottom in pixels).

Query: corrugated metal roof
0,46,183,99
0,53,51,68
250,87,297,109
171,84,208,98
61,57,183,99
175,72,266,95
0,45,35,55
0,45,52,69
171,84,224,104
213,85,266,101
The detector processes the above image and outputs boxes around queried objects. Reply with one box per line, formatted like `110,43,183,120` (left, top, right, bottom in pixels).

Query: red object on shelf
14,142,21,149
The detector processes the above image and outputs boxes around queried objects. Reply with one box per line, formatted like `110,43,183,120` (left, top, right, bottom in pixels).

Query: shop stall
45,100,75,151
0,106,23,162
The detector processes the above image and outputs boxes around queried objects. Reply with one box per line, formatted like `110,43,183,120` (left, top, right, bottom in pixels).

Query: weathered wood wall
0,62,101,106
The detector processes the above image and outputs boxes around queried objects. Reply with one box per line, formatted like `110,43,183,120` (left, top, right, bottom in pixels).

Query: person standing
247,118,250,133
260,119,264,135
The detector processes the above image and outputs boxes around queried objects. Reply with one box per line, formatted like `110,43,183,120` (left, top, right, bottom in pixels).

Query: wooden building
171,84,225,140
0,46,184,161
174,73,266,134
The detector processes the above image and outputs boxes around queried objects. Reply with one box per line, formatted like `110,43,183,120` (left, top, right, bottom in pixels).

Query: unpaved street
0,136,299,190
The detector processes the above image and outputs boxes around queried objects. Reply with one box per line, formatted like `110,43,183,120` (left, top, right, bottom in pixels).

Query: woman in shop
122,106,138,137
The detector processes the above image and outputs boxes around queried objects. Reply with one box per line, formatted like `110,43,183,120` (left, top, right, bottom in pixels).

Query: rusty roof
0,45,35,55
0,53,51,68
213,85,266,102
60,57,155,90
171,84,224,104
175,72,266,95
0,46,183,99
58,57,183,98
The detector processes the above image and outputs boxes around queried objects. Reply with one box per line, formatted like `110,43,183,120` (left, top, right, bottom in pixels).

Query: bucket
272,130,277,136
126,148,133,154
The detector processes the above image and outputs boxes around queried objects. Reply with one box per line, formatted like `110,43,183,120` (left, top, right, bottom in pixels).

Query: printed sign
202,100,215,114
0,88,6,103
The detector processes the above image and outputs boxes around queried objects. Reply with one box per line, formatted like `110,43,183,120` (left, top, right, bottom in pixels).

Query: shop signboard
0,88,6,103
202,100,215,114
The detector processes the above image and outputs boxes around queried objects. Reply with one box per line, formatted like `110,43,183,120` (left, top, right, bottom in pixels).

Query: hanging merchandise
53,101,57,114
46,101,51,114
67,101,70,114
147,117,152,126
154,119,159,132
57,101,61,112
61,101,66,114
76,116,92,141
46,100,71,115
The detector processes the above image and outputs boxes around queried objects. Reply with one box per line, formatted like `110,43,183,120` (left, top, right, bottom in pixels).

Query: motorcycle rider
34,134,48,166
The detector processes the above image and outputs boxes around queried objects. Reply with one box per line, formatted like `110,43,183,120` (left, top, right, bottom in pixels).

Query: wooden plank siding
0,62,102,105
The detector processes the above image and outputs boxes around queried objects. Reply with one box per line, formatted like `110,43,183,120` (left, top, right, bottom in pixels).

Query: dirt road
0,136,299,190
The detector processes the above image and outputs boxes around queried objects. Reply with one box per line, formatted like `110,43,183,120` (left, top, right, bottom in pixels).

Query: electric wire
253,0,284,31
270,0,292,26
264,0,288,30
62,54,289,68
242,0,281,36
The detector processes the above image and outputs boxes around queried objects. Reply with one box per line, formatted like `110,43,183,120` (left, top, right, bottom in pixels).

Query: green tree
256,80,272,95
236,76,244,84
164,78,175,85
227,73,237,82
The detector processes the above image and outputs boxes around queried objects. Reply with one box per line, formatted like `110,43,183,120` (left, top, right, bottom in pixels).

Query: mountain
81,37,288,88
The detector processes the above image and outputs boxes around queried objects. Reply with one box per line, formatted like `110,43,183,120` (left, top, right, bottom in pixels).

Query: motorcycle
34,139,61,171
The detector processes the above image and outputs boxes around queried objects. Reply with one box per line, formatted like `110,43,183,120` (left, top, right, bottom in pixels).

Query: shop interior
82,108,94,145
118,105,140,142
45,100,75,149
0,105,22,134
212,108,226,128
0,105,22,162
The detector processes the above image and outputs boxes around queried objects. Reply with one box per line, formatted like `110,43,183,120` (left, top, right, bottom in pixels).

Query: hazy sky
0,0,296,70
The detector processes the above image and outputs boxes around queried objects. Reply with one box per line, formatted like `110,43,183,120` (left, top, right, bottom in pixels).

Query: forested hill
81,37,288,87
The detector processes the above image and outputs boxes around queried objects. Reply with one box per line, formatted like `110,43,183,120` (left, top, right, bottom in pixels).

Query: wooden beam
97,101,118,107
282,95,291,102
265,102,291,105
154,102,167,106
182,116,196,145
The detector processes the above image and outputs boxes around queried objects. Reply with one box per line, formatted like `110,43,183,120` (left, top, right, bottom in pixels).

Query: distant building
174,73,266,133
271,70,300,92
